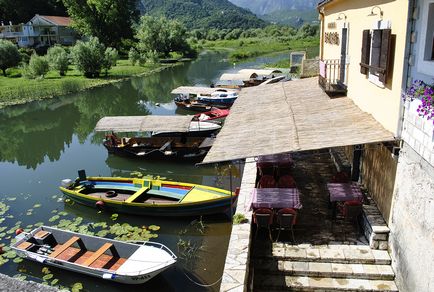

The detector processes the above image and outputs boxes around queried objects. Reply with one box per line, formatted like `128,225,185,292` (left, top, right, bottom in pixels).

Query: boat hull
60,176,238,217
12,226,177,284
61,190,236,217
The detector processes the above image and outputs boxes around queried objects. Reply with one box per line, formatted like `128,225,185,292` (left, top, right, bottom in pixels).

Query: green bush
102,47,118,75
18,48,35,65
71,37,107,78
23,55,49,79
128,48,140,66
46,46,69,76
0,40,21,76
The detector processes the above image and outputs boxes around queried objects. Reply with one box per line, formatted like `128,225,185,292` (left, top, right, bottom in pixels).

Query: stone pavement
0,273,59,292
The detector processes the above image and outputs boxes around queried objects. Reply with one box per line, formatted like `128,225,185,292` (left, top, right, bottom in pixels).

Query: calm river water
0,51,288,291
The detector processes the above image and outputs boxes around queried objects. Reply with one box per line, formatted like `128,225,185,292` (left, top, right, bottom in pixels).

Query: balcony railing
319,59,348,97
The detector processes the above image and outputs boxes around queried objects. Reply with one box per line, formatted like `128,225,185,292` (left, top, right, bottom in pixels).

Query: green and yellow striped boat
59,172,238,217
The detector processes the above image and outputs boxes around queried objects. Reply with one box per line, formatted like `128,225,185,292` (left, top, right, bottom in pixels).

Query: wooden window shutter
360,29,371,74
379,29,392,83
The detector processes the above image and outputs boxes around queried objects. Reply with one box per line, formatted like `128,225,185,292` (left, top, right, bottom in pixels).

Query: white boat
152,121,221,137
196,91,239,105
11,226,177,284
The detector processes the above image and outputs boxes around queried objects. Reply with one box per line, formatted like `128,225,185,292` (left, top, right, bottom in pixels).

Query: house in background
0,14,77,48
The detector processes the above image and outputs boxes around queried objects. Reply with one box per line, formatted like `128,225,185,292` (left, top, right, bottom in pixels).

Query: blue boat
196,91,238,105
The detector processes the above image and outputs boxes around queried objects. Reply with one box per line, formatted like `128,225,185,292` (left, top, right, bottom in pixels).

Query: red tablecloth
249,188,302,210
327,183,363,202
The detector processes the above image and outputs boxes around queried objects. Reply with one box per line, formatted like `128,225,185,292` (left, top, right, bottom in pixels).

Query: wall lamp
367,6,383,19
336,13,347,21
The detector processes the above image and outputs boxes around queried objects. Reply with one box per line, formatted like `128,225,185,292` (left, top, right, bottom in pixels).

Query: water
0,51,288,291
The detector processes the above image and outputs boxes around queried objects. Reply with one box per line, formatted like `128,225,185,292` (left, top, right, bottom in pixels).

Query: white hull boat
12,226,177,284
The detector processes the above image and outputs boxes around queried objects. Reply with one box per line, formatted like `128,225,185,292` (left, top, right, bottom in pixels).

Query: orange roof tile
39,16,71,26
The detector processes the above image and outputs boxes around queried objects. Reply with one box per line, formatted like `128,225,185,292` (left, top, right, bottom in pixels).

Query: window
424,3,434,61
359,21,393,87
417,0,434,75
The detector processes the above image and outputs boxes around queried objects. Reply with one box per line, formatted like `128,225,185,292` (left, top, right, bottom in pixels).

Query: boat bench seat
49,236,81,258
83,243,118,267
17,241,34,250
34,230,51,240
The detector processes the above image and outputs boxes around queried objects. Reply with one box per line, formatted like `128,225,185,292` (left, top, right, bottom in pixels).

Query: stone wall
360,143,397,223
389,142,434,292
301,59,319,78
389,100,434,292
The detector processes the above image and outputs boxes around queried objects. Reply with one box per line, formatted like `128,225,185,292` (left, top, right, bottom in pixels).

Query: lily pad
110,214,119,221
51,279,59,285
33,204,42,208
13,274,26,281
6,197,16,201
13,257,23,263
43,274,54,280
71,282,83,292
49,215,60,222
148,225,160,231
42,267,51,274
4,250,16,259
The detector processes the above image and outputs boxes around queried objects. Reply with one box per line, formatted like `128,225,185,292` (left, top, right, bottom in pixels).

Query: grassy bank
0,60,169,108
203,36,319,63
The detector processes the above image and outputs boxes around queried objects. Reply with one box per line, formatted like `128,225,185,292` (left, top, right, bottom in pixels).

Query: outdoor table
249,187,302,210
327,182,363,219
257,153,293,176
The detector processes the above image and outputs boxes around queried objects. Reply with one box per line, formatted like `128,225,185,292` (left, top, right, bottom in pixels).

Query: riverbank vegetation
0,60,165,108
195,24,319,62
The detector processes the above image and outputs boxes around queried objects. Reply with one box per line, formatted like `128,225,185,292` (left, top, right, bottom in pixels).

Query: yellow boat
60,171,238,217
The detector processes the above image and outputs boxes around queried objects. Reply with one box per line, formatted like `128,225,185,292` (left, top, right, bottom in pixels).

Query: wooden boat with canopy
95,116,215,162
11,226,177,284
59,170,238,217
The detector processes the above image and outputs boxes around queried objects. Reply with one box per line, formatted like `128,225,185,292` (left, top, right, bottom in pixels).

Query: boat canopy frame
95,115,193,133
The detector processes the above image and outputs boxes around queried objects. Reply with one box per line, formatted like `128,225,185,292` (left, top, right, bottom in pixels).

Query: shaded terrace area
210,78,397,291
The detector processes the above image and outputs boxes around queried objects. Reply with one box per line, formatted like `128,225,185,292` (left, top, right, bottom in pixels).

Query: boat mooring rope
183,271,223,288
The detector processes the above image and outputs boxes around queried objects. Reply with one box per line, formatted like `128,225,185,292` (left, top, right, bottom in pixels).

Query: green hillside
138,0,266,29
261,9,318,27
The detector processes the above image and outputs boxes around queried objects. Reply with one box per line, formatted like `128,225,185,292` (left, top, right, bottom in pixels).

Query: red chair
277,175,296,188
334,200,363,239
257,175,277,188
331,171,350,183
275,208,297,242
253,208,274,241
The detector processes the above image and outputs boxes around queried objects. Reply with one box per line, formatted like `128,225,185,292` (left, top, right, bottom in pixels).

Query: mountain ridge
138,0,266,29
227,0,317,16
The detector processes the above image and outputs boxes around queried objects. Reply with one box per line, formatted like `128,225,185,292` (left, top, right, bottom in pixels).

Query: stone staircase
252,243,398,291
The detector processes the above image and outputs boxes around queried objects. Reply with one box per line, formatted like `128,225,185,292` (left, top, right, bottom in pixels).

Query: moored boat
59,171,239,217
196,91,238,105
11,226,177,284
192,108,230,123
152,120,221,137
103,134,214,162
174,96,230,111
95,116,216,162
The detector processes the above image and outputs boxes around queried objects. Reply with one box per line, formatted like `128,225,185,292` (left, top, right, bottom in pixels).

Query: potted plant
405,80,434,124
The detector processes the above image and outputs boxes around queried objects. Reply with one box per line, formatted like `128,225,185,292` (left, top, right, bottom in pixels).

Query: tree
135,16,192,58
46,46,69,76
24,55,49,79
0,0,66,24
62,0,138,48
71,37,106,78
0,40,21,76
